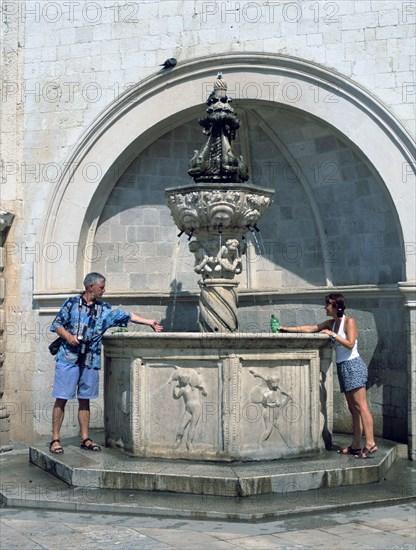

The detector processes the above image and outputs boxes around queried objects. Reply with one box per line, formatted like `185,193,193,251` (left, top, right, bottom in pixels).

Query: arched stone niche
35,53,415,296
91,104,404,295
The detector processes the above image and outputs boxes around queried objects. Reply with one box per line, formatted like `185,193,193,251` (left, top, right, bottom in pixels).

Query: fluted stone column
0,212,14,452
399,281,416,460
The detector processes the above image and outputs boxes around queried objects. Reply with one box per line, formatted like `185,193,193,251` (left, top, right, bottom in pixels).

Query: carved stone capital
166,183,273,234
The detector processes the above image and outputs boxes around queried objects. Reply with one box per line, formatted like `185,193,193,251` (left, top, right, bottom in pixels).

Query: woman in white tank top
280,293,377,459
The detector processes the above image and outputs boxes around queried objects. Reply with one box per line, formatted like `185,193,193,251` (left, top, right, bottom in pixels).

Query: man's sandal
49,438,64,454
80,437,101,452
354,444,378,459
337,445,361,455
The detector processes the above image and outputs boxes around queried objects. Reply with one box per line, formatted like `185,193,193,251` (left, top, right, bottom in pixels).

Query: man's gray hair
83,272,106,289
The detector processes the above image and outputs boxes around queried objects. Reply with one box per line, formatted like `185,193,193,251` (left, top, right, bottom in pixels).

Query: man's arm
50,297,79,345
129,313,163,332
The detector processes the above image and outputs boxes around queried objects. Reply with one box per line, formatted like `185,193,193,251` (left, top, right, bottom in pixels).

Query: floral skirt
336,356,368,393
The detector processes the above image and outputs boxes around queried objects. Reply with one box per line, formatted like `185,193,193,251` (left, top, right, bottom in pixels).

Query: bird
159,58,177,70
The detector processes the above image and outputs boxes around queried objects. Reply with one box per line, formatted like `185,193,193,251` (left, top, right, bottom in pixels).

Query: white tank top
333,316,360,363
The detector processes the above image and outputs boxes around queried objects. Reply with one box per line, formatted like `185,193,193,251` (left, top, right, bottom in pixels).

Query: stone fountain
103,74,333,462
28,75,397,504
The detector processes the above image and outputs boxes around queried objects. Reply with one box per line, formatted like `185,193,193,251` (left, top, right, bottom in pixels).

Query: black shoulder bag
48,298,80,356
48,337,64,356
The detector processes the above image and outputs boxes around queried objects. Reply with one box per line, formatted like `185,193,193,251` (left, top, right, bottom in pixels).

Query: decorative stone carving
104,333,333,461
198,279,239,332
249,368,293,446
166,74,274,332
188,73,249,184
168,366,207,451
216,238,243,275
188,240,216,274
166,186,272,234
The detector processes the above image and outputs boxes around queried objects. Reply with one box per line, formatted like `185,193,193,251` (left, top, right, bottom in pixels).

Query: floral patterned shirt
50,295,131,369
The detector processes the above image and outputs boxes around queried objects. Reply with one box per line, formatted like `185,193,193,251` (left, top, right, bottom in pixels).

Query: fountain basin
103,332,333,461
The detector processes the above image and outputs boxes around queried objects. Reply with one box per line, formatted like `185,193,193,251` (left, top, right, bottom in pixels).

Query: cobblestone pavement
1,501,415,549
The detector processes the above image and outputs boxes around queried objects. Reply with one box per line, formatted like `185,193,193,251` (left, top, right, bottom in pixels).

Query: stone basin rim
104,332,330,339
104,332,332,349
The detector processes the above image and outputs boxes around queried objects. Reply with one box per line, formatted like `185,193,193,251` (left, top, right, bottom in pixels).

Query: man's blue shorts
52,361,99,400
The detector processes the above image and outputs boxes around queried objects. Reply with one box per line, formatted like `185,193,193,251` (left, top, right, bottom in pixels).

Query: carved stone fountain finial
188,73,249,184
166,73,274,332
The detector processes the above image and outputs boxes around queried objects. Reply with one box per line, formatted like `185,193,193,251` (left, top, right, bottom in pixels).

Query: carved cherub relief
168,367,207,451
215,238,242,274
188,240,215,274
249,368,292,446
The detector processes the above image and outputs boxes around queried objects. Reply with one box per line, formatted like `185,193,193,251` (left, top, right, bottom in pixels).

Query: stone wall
0,213,14,451
0,0,414,448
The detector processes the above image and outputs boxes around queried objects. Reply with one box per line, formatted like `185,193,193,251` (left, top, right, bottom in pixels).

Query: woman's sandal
80,437,101,452
337,445,361,455
49,438,64,454
354,444,378,459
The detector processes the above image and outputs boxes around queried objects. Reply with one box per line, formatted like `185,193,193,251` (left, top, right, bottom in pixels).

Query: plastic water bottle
270,314,280,333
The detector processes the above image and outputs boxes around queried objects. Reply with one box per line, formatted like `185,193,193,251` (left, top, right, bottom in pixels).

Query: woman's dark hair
325,293,346,318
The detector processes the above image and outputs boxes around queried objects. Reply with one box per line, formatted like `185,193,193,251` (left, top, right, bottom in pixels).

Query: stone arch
35,53,415,294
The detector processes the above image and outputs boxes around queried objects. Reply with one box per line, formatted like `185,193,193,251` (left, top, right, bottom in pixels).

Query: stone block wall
0,0,414,445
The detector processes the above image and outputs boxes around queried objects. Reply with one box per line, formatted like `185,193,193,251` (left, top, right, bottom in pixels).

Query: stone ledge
34,284,402,313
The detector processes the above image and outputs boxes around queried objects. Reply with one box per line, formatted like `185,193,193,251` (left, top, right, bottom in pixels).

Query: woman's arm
279,320,332,333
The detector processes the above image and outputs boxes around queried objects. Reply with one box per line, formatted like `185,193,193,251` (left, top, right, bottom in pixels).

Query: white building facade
1,1,415,456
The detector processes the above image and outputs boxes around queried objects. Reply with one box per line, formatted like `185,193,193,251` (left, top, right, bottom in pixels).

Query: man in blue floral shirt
49,272,163,454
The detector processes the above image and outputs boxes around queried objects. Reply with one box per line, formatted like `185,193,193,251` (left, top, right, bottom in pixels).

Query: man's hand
66,334,80,346
149,320,163,332
56,327,79,346
129,313,163,332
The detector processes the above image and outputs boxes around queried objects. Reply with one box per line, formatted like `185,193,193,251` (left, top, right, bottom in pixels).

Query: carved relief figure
168,367,207,451
189,240,215,274
215,238,242,274
249,368,292,445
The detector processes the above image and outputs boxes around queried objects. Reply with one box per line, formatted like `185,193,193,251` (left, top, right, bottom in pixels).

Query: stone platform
0,434,413,522
29,432,401,499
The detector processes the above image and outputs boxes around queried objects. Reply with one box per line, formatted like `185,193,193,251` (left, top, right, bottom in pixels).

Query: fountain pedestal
103,332,333,461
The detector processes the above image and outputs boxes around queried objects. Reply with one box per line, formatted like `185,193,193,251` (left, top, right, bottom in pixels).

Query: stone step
29,432,400,498
1,443,414,522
